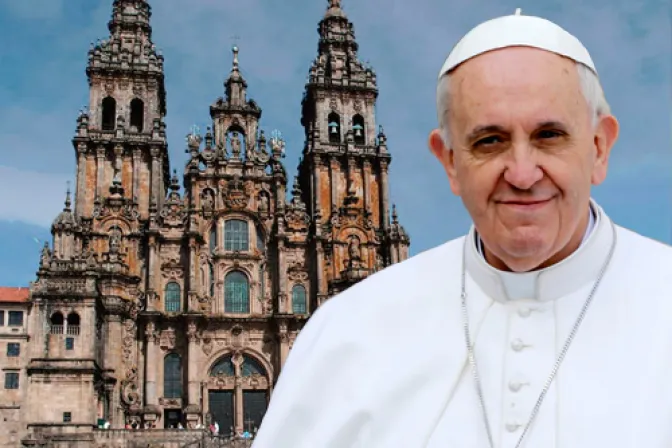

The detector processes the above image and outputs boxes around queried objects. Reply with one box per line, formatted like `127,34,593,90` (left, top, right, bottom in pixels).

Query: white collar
466,199,615,302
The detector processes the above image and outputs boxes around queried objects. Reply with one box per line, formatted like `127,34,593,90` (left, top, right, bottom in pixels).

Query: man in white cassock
253,10,672,448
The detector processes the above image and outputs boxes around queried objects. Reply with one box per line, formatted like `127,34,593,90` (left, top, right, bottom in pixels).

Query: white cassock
253,200,672,448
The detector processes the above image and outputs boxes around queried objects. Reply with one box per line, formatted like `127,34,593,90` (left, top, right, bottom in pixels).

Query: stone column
277,238,287,313
380,160,390,230
144,321,159,407
312,156,323,219
150,146,161,209
363,160,371,213
132,148,142,200
187,320,200,405
189,238,197,298
278,320,290,369
96,145,106,198
75,143,87,216
146,236,157,311
329,158,338,214
315,244,327,307
233,355,244,434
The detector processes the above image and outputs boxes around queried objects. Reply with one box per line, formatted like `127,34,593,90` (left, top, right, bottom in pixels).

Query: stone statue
201,189,214,211
348,236,361,260
347,236,363,270
230,131,241,157
109,228,122,254
258,193,269,213
40,242,51,267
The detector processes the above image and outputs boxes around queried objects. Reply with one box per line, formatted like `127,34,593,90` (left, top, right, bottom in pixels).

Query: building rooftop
0,287,30,303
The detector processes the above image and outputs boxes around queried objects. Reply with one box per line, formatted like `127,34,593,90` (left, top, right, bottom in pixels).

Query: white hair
436,62,611,147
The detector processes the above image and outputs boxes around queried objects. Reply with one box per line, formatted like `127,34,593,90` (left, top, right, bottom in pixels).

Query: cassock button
511,338,525,352
508,381,522,392
506,422,521,432
518,307,531,317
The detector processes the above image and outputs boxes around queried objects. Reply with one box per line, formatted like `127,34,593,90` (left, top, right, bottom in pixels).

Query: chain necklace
460,221,617,448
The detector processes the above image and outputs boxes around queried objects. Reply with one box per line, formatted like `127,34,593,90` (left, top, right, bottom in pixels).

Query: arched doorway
206,352,270,436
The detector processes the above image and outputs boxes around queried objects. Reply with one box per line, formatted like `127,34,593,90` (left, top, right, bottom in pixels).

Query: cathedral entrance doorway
164,409,182,429
242,390,267,433
208,390,234,436
206,352,271,435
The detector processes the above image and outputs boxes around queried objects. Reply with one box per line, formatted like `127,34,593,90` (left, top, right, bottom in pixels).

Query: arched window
101,96,116,131
210,354,235,376
165,282,181,313
241,355,265,377
224,271,249,313
352,114,365,145
50,312,64,334
224,220,249,251
209,225,217,254
129,98,144,132
292,285,307,314
66,312,80,336
327,112,341,143
163,353,182,398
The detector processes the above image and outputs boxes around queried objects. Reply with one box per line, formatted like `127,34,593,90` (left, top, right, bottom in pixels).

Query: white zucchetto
438,8,597,78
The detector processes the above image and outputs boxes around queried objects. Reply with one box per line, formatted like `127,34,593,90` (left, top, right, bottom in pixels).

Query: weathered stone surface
5,1,410,447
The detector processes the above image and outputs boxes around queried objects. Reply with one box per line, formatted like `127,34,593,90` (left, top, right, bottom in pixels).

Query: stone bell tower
298,0,410,305
75,0,169,219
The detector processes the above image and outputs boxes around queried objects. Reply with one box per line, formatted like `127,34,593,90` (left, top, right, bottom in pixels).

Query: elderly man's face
429,47,619,272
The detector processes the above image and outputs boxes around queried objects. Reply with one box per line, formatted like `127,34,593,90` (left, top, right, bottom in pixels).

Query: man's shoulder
314,235,466,324
615,224,672,283
616,225,672,258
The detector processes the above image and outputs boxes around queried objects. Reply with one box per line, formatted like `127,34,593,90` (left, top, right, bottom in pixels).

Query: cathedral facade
11,0,409,444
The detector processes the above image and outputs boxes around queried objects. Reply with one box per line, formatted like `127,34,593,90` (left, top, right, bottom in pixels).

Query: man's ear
591,114,619,186
428,129,461,196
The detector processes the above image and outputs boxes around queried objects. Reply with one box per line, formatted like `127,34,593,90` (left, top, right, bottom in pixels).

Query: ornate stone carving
202,335,213,356
223,175,249,209
201,188,215,213
187,321,200,343
287,261,309,282
121,314,141,408
159,327,176,351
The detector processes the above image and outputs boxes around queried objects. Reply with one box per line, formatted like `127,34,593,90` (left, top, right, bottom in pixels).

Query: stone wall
23,429,255,448
95,430,255,448
0,405,23,447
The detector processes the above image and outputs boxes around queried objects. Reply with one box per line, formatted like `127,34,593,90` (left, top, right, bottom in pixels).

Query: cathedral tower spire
72,0,169,219
298,0,409,303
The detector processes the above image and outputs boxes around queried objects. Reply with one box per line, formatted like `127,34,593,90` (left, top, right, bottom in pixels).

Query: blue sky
0,0,669,287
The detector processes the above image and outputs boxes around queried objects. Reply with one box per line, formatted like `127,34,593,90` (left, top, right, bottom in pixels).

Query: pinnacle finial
232,44,239,71
514,7,522,15
329,0,341,8
64,182,72,211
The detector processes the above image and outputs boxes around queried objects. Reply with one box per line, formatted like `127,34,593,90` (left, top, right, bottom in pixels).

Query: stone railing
92,429,255,448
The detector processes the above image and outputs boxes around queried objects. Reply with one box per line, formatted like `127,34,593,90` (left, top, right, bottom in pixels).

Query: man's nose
502,144,543,190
